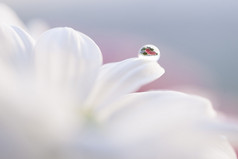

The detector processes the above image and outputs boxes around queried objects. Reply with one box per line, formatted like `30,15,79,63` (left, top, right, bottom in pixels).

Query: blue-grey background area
1,0,238,116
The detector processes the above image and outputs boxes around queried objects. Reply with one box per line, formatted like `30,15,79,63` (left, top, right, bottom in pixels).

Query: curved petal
106,132,236,159
74,133,236,159
203,119,238,147
0,3,26,29
100,91,217,141
99,91,236,159
85,58,164,110
99,91,217,143
101,91,216,121
0,25,34,72
34,27,102,103
0,85,81,159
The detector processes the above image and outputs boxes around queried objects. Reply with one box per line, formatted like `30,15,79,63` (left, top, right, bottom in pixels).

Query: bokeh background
1,0,238,117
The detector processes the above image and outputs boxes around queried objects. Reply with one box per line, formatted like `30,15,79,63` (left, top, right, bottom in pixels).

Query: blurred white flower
0,24,237,159
0,3,25,28
0,3,49,39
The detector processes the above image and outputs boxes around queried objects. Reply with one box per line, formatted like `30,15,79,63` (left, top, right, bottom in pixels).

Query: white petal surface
102,91,216,136
203,119,238,147
0,3,26,29
0,76,80,159
102,91,216,120
0,25,34,72
99,91,236,159
85,58,164,110
34,27,102,103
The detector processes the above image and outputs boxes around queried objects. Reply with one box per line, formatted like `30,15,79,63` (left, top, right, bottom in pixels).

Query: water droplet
138,44,160,61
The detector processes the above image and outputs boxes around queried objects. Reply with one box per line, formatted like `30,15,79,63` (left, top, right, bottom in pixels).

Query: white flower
0,3,25,28
0,24,237,159
0,3,49,39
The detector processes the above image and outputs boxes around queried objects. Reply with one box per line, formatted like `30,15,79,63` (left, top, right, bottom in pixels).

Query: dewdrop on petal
138,44,160,61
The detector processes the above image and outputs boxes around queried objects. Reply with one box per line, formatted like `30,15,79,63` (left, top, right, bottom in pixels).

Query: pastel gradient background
1,0,238,149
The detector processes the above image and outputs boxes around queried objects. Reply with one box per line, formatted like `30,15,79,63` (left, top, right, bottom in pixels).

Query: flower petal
100,91,236,159
203,119,238,147
0,3,26,29
100,91,216,144
100,91,217,135
102,91,216,121
85,58,164,110
34,27,102,103
0,25,34,72
0,87,81,159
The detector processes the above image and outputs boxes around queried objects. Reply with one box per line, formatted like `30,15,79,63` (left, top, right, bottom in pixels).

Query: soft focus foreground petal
203,119,238,147
112,132,236,159
0,62,80,158
98,91,236,159
86,58,164,110
0,25,34,72
101,90,216,122
0,3,26,29
0,79,80,159
34,27,102,103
